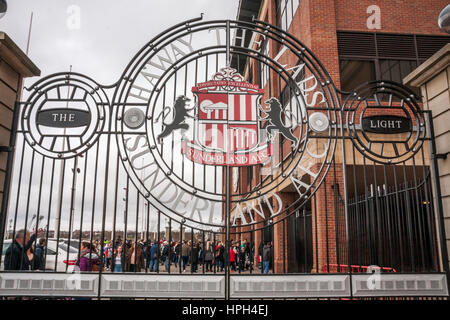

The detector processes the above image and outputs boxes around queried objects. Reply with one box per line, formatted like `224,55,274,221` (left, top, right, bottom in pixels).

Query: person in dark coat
181,241,190,272
33,238,46,271
4,229,40,271
161,241,170,271
215,242,224,272
262,241,272,274
148,241,159,272
191,243,199,273
242,239,251,270
174,242,181,267
204,241,214,272
238,246,246,272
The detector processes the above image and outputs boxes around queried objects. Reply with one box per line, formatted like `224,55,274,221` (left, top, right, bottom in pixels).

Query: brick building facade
230,0,450,273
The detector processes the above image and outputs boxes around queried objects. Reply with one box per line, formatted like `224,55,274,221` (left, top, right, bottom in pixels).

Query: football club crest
181,67,272,166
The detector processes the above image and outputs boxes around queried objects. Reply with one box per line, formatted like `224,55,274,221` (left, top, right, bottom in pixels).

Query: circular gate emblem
124,108,145,129
114,19,338,229
23,73,108,159
344,81,425,164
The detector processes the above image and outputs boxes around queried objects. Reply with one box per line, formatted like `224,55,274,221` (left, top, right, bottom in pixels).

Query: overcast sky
0,0,239,87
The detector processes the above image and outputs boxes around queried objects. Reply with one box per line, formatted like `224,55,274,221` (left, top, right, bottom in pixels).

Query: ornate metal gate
0,17,448,299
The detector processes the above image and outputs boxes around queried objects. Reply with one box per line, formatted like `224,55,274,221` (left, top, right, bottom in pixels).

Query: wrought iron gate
0,17,448,299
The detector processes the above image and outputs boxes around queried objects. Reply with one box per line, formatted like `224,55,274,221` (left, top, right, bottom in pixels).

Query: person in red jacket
229,243,237,272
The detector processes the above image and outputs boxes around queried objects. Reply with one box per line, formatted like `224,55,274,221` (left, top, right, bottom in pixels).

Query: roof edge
0,32,41,77
404,43,450,88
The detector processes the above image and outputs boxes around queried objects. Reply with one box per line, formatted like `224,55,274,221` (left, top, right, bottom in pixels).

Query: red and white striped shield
182,79,272,166
196,92,259,152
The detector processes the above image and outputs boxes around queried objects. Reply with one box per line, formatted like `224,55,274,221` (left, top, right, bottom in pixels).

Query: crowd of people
99,238,266,274
3,229,274,274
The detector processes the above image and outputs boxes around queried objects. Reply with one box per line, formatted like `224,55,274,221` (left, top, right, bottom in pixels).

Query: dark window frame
339,58,377,93
336,31,450,95
275,0,301,32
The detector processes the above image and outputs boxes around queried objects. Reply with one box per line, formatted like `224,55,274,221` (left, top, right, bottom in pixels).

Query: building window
337,32,450,95
276,0,300,32
379,59,418,84
340,60,376,93
247,165,253,187
258,38,270,89
279,60,306,121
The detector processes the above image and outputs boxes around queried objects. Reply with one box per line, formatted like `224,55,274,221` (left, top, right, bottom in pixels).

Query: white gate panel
230,275,351,298
351,273,449,297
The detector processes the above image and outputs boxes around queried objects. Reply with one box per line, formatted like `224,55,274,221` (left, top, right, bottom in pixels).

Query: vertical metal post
224,19,231,300
339,104,352,294
55,67,72,237
0,101,21,266
426,111,450,278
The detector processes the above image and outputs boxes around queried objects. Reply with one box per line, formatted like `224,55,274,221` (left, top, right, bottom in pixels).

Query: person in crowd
142,239,151,268
238,246,246,272
34,238,47,270
229,243,237,272
169,241,175,266
161,241,170,271
33,238,46,271
215,241,224,272
4,229,42,270
78,241,99,272
204,241,214,272
111,245,125,272
71,242,99,301
121,241,131,272
174,241,181,267
159,240,165,264
115,237,122,250
262,241,272,274
148,240,159,272
181,240,190,272
258,241,264,270
198,241,204,266
26,246,35,270
242,239,251,270
129,241,136,271
103,242,112,270
250,242,255,271
191,242,199,273
129,241,144,272
138,239,145,266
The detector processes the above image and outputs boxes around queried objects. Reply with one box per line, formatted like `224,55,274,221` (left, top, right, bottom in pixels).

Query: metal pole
340,101,353,297
426,111,450,278
0,102,22,266
55,65,72,238
224,20,231,300
26,12,33,55
70,155,80,231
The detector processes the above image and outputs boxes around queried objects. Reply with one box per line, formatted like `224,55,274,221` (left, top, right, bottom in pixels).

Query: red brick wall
335,0,449,35
272,192,297,273
264,0,448,91
311,164,347,273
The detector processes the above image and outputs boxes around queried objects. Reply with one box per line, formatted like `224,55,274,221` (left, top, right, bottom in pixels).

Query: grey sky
0,0,239,86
